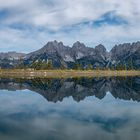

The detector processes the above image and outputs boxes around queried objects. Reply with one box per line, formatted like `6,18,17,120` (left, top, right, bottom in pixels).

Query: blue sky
0,0,140,53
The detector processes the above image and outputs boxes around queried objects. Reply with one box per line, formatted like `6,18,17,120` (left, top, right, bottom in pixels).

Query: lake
0,76,140,140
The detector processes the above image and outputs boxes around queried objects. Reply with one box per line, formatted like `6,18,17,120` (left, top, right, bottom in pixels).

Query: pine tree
128,57,133,70
74,63,83,70
36,60,42,70
17,58,25,69
47,60,53,69
87,64,93,70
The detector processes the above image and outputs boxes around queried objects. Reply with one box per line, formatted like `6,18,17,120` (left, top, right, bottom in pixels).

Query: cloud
0,0,140,52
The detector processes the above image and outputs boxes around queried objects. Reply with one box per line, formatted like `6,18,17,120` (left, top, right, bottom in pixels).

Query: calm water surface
0,77,140,140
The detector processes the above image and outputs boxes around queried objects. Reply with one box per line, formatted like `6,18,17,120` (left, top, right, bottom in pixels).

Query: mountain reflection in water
0,76,140,102
0,77,140,140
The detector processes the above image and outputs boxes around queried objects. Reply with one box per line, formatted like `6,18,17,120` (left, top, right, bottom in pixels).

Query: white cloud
0,0,140,52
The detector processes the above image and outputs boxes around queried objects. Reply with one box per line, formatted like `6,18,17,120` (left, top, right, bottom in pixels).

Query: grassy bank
0,69,140,78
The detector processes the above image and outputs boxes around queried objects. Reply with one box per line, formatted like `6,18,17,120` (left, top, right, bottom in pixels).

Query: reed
0,69,140,78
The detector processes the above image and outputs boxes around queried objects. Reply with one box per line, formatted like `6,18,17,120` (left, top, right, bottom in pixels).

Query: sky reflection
0,88,140,140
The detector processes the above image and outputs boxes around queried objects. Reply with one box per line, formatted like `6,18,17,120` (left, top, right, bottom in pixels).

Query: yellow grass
0,69,140,78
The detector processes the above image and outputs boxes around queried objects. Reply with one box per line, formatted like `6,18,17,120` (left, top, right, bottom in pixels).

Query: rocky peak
132,41,140,46
39,40,67,53
131,41,140,52
58,41,64,46
95,44,106,53
71,41,91,59
23,40,140,69
72,41,86,49
94,44,108,60
46,40,59,48
46,40,69,49
0,52,25,60
110,42,140,68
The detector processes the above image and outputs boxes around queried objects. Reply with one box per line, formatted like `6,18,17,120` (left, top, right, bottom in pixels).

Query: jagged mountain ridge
0,40,140,69
0,52,25,60
0,52,26,68
24,40,110,68
110,42,140,69
25,40,140,69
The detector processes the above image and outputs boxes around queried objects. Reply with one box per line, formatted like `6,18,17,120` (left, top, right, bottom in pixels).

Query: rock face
25,40,140,69
0,40,140,69
25,41,72,68
110,42,140,68
72,41,91,59
0,52,25,68
0,52,25,60
25,40,109,68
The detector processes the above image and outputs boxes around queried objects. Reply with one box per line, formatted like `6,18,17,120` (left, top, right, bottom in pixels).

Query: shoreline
0,69,140,78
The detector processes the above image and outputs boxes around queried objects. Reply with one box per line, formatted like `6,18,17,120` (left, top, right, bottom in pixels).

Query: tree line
16,58,135,70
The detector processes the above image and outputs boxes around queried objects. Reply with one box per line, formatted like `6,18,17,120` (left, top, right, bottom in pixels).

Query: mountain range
0,40,140,69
